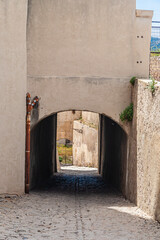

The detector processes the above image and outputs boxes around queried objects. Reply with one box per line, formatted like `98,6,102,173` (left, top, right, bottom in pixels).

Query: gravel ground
0,166,160,240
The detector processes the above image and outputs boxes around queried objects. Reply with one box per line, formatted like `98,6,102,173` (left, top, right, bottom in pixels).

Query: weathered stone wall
136,79,160,222
0,0,27,194
125,80,138,204
57,111,81,142
99,79,160,222
82,112,99,126
150,56,160,81
73,121,98,168
57,111,98,143
30,115,57,189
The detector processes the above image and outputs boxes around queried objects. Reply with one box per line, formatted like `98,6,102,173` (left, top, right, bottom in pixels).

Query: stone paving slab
0,166,160,240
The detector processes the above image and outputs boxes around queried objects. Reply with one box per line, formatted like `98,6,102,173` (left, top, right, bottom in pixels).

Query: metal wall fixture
25,93,39,193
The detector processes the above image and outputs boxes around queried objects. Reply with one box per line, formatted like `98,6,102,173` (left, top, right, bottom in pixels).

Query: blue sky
137,0,160,20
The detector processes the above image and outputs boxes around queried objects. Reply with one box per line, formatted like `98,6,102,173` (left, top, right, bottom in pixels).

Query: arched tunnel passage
30,111,128,197
100,115,128,196
30,114,57,190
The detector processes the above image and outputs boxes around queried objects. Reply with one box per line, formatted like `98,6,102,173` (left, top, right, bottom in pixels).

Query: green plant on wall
120,103,133,122
59,156,63,162
130,76,137,86
148,77,157,96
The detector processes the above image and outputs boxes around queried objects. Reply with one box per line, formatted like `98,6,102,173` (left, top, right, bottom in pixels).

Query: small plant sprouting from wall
120,103,133,122
148,77,157,96
130,76,137,86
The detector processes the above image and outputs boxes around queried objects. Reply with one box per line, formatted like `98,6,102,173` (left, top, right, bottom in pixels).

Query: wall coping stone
136,10,153,18
139,79,160,86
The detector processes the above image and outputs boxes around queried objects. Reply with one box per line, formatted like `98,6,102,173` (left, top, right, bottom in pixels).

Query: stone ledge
139,79,160,86
136,10,153,19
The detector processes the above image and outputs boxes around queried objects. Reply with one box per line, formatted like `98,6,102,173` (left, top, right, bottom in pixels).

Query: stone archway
30,110,129,199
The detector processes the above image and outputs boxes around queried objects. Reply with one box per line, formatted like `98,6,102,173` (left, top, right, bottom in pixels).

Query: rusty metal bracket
25,93,39,194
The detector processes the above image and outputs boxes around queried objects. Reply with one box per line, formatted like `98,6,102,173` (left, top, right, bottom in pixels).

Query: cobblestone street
0,166,160,240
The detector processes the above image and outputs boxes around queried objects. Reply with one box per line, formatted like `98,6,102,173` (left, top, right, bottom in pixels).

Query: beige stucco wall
73,121,98,168
0,0,27,194
134,10,153,78
28,76,132,131
27,0,152,129
27,0,136,78
136,79,160,222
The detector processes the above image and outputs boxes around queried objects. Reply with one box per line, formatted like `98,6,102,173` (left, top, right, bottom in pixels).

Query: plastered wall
27,0,135,78
134,10,153,78
0,0,27,194
27,0,152,127
28,76,131,129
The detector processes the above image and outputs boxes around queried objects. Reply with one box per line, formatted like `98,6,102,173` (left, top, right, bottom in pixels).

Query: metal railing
151,21,160,53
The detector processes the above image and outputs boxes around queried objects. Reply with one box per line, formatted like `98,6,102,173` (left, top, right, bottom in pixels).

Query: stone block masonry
57,111,81,142
150,56,160,81
73,120,98,168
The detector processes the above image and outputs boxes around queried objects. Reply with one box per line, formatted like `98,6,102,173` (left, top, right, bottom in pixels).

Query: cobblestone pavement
0,166,160,240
